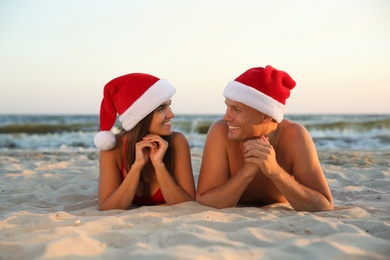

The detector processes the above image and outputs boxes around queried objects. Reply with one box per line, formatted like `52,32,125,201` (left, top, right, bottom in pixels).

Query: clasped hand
242,136,279,178
134,134,168,167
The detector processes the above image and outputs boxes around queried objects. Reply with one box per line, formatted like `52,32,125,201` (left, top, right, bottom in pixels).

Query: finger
261,135,270,144
244,157,257,164
244,148,260,158
243,140,263,153
242,140,254,153
143,134,161,141
136,142,155,151
145,137,168,150
144,133,159,138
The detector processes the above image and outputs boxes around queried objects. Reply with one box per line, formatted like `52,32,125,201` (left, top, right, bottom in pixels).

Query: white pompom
94,131,116,151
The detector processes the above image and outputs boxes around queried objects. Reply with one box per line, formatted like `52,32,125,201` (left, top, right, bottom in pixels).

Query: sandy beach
0,149,389,259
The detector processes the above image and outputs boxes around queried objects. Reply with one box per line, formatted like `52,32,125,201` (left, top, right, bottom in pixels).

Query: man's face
223,98,266,141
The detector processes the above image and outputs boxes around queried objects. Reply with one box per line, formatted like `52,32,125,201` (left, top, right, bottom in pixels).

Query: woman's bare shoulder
171,131,190,147
99,135,125,164
172,131,188,141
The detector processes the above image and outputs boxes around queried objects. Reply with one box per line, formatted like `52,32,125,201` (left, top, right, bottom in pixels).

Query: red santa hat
94,73,176,151
223,65,296,123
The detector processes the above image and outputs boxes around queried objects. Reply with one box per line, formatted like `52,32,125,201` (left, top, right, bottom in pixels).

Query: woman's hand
134,139,154,168
142,134,168,165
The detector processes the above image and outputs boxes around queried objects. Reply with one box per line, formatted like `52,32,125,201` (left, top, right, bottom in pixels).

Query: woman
94,73,195,210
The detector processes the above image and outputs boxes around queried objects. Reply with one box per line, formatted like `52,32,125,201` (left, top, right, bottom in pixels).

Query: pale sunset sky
0,0,389,115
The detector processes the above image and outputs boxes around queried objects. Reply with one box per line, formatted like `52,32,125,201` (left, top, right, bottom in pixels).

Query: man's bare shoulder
280,119,309,137
203,119,232,152
277,119,315,154
206,119,229,136
209,119,228,131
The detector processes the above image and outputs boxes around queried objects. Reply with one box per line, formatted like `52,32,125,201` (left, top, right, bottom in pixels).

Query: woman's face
148,100,175,135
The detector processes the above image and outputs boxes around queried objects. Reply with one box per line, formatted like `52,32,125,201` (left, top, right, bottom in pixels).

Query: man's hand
242,136,281,178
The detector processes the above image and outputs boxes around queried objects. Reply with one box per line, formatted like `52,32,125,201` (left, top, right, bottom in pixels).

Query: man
196,65,333,212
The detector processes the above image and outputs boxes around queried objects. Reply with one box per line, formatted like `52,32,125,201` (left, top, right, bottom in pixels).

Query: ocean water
0,114,389,151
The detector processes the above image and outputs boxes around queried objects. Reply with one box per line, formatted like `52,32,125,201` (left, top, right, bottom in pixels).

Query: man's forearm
271,168,333,212
196,164,257,209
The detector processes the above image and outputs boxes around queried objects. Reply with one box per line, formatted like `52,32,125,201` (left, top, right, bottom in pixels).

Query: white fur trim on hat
223,80,285,123
119,78,176,131
94,130,117,151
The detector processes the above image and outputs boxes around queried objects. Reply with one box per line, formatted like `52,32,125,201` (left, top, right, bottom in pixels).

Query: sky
0,0,389,115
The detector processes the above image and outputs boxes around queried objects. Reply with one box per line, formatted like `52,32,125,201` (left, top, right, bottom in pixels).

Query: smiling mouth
163,121,171,126
228,125,240,130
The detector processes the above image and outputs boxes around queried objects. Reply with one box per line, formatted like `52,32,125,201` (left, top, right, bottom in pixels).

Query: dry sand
0,149,389,259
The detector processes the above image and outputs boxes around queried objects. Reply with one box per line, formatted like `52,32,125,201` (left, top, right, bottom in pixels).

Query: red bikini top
121,138,165,205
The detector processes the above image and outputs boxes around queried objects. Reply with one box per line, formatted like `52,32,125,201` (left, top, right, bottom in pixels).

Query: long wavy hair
118,110,174,182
